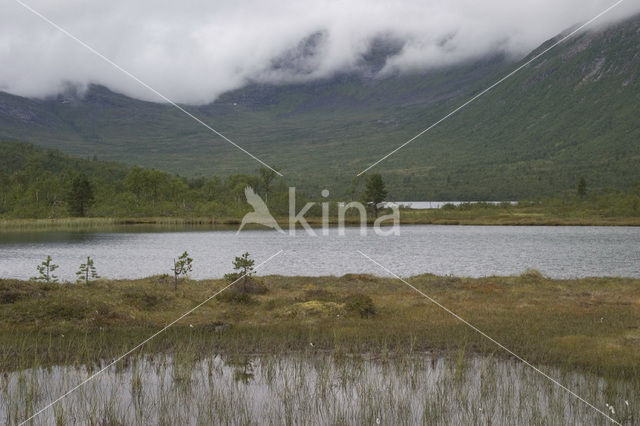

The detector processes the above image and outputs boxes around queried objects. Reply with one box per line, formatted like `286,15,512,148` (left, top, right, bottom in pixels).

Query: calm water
2,354,635,425
0,225,638,281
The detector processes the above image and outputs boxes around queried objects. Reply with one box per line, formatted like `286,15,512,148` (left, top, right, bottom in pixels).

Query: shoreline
1,214,639,230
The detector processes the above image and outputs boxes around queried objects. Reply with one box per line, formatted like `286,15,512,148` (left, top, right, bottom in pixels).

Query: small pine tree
362,173,388,217
224,252,255,292
76,256,99,285
171,251,193,291
577,177,587,197
32,255,59,283
234,252,255,278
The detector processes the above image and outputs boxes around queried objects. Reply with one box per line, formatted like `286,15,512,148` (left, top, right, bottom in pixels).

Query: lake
1,225,638,281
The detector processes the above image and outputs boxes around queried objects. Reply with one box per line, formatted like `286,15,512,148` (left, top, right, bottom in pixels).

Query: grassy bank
0,215,383,232
1,273,639,380
399,210,640,226
1,210,639,231
0,216,236,231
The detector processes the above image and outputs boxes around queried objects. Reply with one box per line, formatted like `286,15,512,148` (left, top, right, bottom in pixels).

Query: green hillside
1,140,638,223
0,141,293,219
0,14,638,200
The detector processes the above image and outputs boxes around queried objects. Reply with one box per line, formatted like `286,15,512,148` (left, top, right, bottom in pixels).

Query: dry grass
1,208,639,231
1,274,639,379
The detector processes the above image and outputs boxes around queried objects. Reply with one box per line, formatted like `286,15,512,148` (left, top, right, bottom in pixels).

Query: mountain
0,14,638,200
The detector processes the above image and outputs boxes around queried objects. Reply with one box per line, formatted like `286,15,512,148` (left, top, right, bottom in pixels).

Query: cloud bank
1,0,638,104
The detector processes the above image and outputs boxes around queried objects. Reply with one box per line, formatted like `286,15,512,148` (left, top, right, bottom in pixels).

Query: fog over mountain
1,0,639,104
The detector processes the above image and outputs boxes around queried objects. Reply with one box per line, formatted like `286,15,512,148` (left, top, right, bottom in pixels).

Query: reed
1,352,636,425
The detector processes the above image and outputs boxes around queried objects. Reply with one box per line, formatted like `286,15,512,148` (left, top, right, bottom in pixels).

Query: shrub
42,300,93,321
521,269,545,281
344,293,376,318
341,274,375,281
263,298,295,311
281,301,345,318
152,274,172,285
301,288,336,302
235,278,269,295
219,291,253,305
0,290,22,304
0,280,44,304
122,290,165,310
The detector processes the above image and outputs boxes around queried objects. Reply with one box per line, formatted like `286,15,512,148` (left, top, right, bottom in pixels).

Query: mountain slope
0,14,638,199
376,15,640,199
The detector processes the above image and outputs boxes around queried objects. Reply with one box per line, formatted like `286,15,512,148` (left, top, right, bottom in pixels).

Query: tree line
0,142,290,218
0,141,393,219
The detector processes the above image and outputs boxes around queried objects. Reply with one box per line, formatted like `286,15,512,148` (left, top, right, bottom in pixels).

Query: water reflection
1,353,635,425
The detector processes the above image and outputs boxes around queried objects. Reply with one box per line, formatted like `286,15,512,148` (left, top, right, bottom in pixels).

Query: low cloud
1,0,638,104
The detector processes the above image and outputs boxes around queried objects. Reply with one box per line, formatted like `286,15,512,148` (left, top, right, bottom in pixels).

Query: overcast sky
1,0,638,104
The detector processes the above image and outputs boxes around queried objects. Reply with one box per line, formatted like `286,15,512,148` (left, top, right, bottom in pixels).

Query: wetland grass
1,273,638,424
1,273,639,376
1,351,637,425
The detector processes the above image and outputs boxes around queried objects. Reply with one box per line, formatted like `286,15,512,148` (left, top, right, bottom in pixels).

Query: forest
1,140,639,220
0,141,295,218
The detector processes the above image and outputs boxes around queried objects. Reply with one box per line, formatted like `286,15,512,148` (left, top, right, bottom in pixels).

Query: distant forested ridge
0,141,294,218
